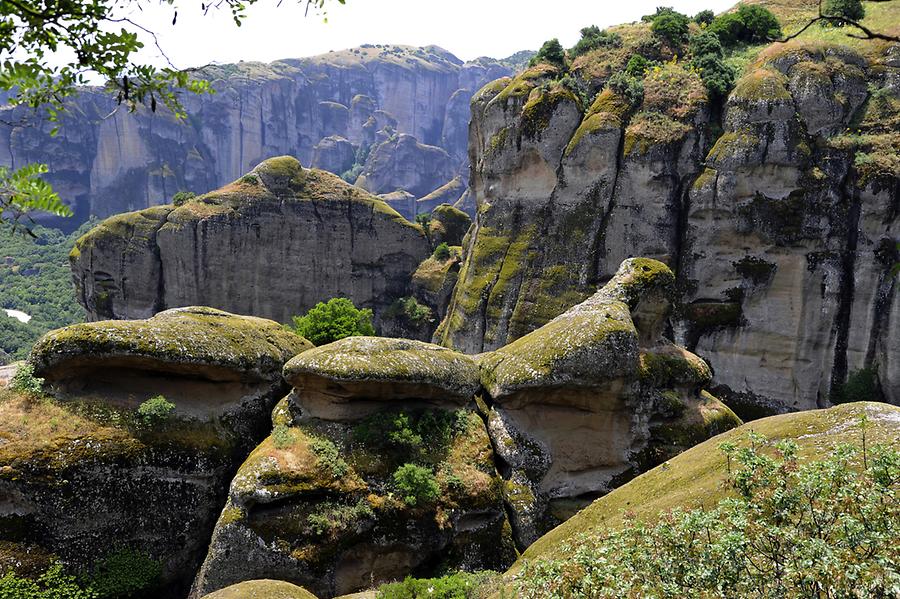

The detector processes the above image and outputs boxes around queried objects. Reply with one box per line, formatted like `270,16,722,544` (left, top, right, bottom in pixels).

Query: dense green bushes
529,38,566,70
707,4,781,46
0,223,91,359
376,571,498,599
649,8,691,46
136,395,175,427
515,433,900,597
689,30,735,98
291,297,375,346
392,463,440,506
825,0,865,23
569,25,621,59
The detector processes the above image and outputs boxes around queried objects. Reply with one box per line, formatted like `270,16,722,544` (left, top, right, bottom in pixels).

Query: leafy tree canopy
291,297,375,346
649,8,691,47
529,38,566,70
569,25,621,59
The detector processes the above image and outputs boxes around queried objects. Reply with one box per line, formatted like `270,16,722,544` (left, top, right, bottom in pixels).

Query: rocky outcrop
356,134,457,207
70,157,432,331
417,177,466,215
192,336,515,598
428,203,472,247
478,258,740,545
0,46,513,228
311,136,355,175
437,38,900,416
1,308,311,595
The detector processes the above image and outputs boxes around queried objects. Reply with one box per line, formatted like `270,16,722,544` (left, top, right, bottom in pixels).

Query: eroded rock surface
0,46,514,227
479,259,740,546
437,38,899,416
1,308,311,595
193,336,514,598
71,157,431,331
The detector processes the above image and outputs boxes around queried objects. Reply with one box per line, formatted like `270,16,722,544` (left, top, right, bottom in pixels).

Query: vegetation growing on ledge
291,297,376,346
623,111,692,156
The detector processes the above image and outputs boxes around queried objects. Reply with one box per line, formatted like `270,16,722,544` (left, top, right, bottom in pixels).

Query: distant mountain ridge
0,45,532,228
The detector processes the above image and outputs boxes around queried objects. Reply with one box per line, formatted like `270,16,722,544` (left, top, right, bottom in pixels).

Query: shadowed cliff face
0,46,513,229
437,38,900,416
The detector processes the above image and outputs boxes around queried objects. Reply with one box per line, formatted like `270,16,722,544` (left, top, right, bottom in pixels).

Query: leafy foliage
515,434,900,598
171,191,196,206
624,55,652,77
353,409,470,459
8,362,43,395
708,5,782,46
307,499,373,536
309,436,349,479
136,395,175,426
689,31,735,98
386,296,432,327
694,9,715,26
82,549,162,599
376,571,499,599
569,26,621,59
433,242,451,261
291,297,375,346
0,563,97,599
0,222,91,359
649,8,691,46
824,0,866,24
392,463,440,507
607,71,644,108
529,38,566,70
0,164,72,235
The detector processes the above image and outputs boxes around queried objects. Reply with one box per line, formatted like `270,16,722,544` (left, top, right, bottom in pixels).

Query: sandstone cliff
69,157,432,331
437,26,900,416
2,308,310,595
0,46,514,226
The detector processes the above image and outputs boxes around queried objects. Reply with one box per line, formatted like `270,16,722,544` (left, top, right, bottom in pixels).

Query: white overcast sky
124,0,738,68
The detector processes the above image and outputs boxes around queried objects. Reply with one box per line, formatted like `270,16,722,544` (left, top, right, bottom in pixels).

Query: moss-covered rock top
514,401,900,567
429,203,471,247
168,157,413,228
480,258,674,399
284,336,480,402
200,579,318,599
31,306,312,383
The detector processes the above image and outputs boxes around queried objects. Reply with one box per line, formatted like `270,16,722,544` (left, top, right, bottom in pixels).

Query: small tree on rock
292,297,376,346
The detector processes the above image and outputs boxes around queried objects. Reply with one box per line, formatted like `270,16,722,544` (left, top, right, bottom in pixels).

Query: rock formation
70,157,432,332
0,46,513,227
437,36,900,416
477,258,740,545
192,337,515,598
2,307,311,595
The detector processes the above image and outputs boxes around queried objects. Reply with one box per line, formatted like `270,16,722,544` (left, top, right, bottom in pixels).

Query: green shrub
387,297,432,326
291,297,375,346
309,436,349,479
433,242,451,261
9,362,43,395
415,212,432,228
607,71,644,108
529,38,566,70
84,549,162,599
136,395,175,426
516,434,900,598
709,5,781,46
694,9,715,26
307,499,373,536
649,9,691,46
171,191,196,206
569,26,621,58
624,55,652,77
0,563,97,599
689,31,735,98
376,571,499,599
832,368,882,404
824,0,865,23
353,409,469,458
392,463,440,507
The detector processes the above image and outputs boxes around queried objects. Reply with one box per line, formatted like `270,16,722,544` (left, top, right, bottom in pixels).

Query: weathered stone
311,136,355,175
428,203,471,247
71,157,432,331
479,259,740,546
357,133,457,200
1,311,310,595
283,336,480,419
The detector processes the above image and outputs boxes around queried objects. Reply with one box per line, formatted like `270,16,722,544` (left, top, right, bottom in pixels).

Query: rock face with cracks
0,308,311,596
192,336,514,598
437,37,900,417
479,258,741,546
70,156,432,332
